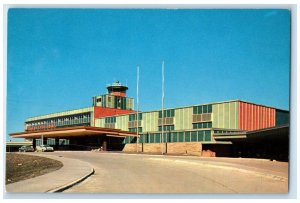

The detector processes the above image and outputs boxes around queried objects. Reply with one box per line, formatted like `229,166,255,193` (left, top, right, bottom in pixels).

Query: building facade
95,100,288,144
10,81,289,160
24,81,135,132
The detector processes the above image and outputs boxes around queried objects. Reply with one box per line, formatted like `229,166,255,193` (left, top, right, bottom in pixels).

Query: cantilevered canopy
10,126,138,139
214,125,289,143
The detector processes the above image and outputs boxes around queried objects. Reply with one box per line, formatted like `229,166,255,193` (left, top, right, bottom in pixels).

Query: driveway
44,151,288,194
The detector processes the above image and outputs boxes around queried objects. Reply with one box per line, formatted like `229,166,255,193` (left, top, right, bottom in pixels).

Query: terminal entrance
67,135,125,151
11,126,137,152
34,135,126,151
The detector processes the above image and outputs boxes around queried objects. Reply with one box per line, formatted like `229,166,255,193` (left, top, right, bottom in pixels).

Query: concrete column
55,138,59,150
102,137,107,151
98,136,103,151
42,135,47,145
33,138,36,150
69,137,73,150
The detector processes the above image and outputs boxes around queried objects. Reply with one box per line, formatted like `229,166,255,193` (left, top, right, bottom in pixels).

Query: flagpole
161,61,164,155
136,65,139,153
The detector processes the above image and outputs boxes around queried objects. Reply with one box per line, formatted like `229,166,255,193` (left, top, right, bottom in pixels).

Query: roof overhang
10,126,138,139
6,141,32,146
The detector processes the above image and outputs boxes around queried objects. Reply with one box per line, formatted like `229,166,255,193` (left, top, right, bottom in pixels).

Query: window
198,106,203,114
194,104,212,114
193,122,212,129
158,125,175,131
128,137,132,143
198,131,204,141
204,131,211,141
166,110,170,117
184,132,190,142
203,105,207,113
149,134,155,143
144,134,149,143
140,135,145,143
193,106,197,114
171,132,178,142
129,114,134,121
171,109,175,117
191,131,197,142
129,127,142,133
155,133,161,143
159,109,175,118
96,98,101,102
108,97,111,102
178,132,184,142
105,116,116,123
129,113,142,121
158,133,169,143
208,104,212,113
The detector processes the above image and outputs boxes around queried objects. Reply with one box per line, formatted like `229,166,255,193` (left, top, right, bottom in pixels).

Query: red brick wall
239,101,275,131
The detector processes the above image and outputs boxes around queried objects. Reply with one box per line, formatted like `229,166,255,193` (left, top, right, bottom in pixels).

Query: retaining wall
123,142,202,156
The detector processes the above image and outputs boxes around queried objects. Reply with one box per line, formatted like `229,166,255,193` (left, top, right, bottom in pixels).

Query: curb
47,167,95,193
100,151,273,162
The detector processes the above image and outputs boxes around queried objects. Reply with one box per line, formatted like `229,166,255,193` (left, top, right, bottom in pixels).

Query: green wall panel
224,103,229,127
95,118,105,127
229,102,238,129
212,101,238,129
174,107,193,130
115,115,129,131
142,112,159,132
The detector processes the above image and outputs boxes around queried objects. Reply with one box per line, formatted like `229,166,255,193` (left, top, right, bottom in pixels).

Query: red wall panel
93,107,135,126
262,107,265,128
238,101,275,131
110,92,126,97
239,102,243,130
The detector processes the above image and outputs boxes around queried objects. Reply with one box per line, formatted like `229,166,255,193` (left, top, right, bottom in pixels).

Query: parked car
36,145,54,152
18,145,34,152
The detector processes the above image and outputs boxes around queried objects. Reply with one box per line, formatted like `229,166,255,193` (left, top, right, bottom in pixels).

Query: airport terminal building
10,81,289,160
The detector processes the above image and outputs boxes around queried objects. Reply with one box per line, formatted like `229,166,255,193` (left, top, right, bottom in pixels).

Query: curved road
49,151,288,193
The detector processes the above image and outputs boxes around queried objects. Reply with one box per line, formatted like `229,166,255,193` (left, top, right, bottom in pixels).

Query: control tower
92,80,134,110
106,80,128,97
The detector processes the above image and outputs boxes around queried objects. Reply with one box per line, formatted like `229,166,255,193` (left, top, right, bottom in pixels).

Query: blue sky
7,9,290,140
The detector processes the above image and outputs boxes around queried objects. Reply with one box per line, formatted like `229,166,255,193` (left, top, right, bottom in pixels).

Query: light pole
136,65,139,153
161,61,164,155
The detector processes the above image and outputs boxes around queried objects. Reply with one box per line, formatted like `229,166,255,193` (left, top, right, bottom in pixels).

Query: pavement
5,153,94,193
5,151,289,193
145,154,289,180
61,151,289,193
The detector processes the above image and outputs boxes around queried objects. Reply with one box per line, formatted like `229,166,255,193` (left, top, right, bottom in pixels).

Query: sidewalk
5,153,94,193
